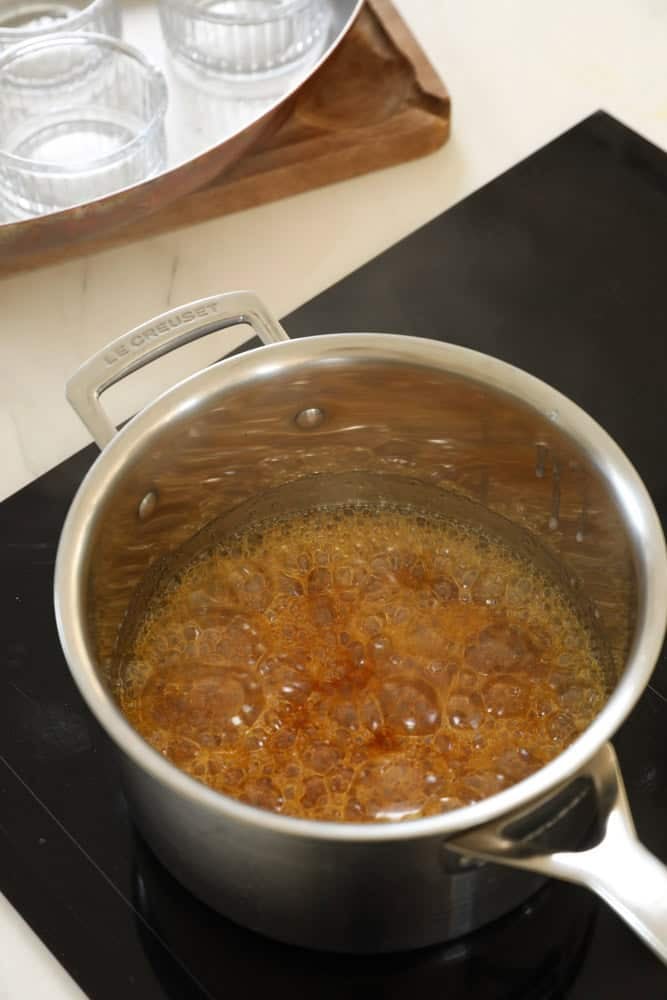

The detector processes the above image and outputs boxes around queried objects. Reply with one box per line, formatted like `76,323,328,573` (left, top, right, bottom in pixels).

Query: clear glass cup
158,0,331,81
0,33,168,219
0,0,121,52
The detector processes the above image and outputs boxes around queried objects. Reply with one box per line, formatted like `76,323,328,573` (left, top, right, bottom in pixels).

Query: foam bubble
379,677,441,735
447,693,484,730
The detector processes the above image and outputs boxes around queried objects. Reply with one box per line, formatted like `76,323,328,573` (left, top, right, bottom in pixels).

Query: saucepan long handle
66,290,289,449
448,743,667,965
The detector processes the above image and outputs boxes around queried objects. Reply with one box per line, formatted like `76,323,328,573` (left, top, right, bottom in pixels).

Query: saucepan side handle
448,743,667,965
66,290,289,449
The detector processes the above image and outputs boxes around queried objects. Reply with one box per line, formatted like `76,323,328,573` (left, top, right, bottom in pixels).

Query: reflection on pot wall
87,360,635,694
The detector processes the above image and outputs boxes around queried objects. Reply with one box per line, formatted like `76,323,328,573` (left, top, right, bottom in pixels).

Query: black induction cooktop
2,111,667,999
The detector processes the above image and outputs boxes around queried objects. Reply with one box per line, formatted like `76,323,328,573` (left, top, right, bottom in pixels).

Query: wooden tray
1,0,449,276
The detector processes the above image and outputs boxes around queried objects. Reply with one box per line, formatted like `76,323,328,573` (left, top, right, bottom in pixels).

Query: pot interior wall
84,358,636,698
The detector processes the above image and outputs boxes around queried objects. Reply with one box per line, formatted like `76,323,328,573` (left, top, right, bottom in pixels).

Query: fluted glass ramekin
158,0,331,80
0,33,168,219
0,0,121,52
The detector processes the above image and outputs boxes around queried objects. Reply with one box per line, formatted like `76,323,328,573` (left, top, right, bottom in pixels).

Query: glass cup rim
0,0,114,42
159,0,322,27
0,32,168,177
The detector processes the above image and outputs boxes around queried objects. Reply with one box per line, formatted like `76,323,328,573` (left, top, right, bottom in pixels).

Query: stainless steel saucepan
55,291,667,959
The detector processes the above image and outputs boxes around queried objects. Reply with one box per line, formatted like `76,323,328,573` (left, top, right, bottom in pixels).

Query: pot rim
54,332,667,842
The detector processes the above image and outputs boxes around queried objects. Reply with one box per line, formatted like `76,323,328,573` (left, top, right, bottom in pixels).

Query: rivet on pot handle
66,291,289,449
448,743,667,965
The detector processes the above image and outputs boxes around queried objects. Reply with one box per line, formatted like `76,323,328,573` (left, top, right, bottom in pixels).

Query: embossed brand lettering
104,301,220,366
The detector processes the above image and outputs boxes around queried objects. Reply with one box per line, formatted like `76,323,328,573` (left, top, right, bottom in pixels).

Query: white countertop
2,0,667,995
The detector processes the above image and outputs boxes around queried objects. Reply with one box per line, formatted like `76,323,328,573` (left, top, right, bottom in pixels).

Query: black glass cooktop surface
2,111,667,998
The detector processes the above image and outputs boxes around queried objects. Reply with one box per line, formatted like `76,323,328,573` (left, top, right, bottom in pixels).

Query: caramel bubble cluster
119,506,607,822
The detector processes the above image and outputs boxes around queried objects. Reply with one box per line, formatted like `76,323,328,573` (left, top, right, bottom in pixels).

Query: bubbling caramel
119,506,608,822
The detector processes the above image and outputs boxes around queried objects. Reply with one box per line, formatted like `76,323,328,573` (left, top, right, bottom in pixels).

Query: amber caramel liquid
119,507,608,822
